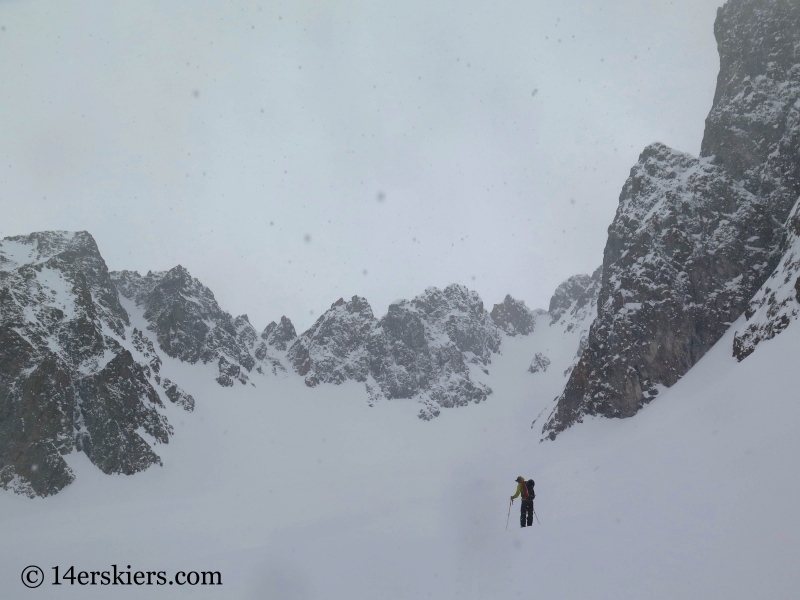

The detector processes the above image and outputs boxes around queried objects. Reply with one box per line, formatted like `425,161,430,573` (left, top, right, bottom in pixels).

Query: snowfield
1,307,799,599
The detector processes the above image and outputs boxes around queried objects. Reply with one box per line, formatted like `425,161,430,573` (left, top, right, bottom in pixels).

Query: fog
0,0,723,331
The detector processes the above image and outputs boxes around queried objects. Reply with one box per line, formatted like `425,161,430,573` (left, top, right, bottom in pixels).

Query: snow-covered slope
1,302,798,599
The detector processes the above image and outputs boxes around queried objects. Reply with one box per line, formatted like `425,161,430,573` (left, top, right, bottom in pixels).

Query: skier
510,476,535,528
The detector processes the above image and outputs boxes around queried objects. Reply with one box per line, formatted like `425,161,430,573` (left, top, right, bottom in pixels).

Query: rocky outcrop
0,232,183,497
288,296,375,387
262,316,297,351
287,285,502,419
74,350,171,475
734,197,800,359
543,145,779,438
542,0,800,439
529,353,551,374
369,285,500,420
490,295,536,336
701,0,800,211
112,267,260,386
549,267,602,330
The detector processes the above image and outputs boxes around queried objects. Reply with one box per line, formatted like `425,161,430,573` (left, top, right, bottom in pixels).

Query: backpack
525,479,535,500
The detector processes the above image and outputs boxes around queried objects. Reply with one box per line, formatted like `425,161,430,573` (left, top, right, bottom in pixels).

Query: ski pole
532,503,541,525
506,499,512,530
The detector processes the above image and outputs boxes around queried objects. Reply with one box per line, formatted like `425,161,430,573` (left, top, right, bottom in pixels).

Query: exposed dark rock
549,267,603,329
491,295,536,336
529,353,551,374
132,327,162,376
161,378,195,412
287,285,500,419
542,0,800,439
369,285,500,419
216,356,247,387
234,315,259,349
234,315,287,376
112,267,257,385
288,296,375,387
0,232,180,497
0,336,75,498
262,316,297,351
734,197,800,359
701,0,800,213
112,269,163,308
544,143,779,438
75,350,170,475
547,266,603,331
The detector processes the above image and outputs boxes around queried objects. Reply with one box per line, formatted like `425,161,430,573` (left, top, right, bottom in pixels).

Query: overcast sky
0,0,725,332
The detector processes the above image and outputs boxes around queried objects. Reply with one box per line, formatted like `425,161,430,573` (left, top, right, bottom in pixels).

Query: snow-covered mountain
2,2,800,597
0,227,601,496
111,267,290,386
543,0,800,439
288,286,503,420
0,232,193,497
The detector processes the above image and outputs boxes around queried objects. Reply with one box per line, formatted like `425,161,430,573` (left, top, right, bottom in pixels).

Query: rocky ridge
0,232,193,497
0,228,602,496
287,285,505,420
542,0,800,439
490,295,538,336
111,268,292,385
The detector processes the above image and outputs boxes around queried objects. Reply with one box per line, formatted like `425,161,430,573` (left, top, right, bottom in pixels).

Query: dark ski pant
520,498,533,527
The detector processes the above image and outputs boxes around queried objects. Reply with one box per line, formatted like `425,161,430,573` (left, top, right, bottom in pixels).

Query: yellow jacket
511,480,528,500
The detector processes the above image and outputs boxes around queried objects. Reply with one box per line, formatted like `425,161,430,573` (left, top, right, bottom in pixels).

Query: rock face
549,267,602,330
262,316,297,351
701,0,800,210
529,353,551,374
0,232,189,497
74,350,171,475
287,285,502,419
288,296,375,387
543,0,800,439
734,198,800,359
545,267,603,379
370,285,501,420
490,295,536,336
112,267,283,386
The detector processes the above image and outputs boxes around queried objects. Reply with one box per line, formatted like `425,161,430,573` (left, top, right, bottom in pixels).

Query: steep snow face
701,0,800,216
0,232,189,498
734,197,800,358
111,267,280,387
286,285,502,419
490,294,536,336
544,144,779,438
